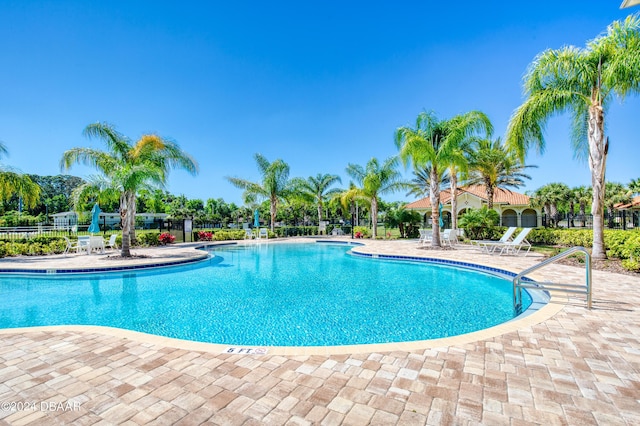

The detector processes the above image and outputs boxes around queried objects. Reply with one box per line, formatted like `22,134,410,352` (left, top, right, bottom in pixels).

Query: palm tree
573,186,592,227
629,178,640,196
405,165,450,200
291,173,342,225
345,157,404,239
226,154,291,232
604,182,632,228
61,123,198,257
529,183,570,227
395,110,492,247
465,138,534,209
507,15,640,259
0,142,41,209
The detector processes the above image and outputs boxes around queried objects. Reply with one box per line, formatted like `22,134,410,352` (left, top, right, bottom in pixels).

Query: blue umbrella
438,203,444,229
88,203,101,234
254,209,260,227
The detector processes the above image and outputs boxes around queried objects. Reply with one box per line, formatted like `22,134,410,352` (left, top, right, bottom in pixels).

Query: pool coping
0,239,566,355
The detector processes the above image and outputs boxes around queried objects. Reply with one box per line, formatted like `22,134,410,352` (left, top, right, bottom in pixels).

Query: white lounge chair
418,229,432,245
244,228,255,239
471,227,517,253
63,237,80,255
105,234,118,250
257,228,269,239
478,228,533,256
441,229,458,247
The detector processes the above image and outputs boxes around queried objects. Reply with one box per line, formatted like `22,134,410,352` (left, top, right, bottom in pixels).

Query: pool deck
0,238,639,425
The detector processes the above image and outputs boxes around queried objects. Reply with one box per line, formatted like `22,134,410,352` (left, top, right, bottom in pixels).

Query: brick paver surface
0,239,639,425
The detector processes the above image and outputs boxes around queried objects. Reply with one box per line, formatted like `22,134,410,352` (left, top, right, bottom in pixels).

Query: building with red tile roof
405,184,542,228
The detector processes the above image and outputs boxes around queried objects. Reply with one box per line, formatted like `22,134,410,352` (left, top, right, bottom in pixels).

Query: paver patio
0,238,638,425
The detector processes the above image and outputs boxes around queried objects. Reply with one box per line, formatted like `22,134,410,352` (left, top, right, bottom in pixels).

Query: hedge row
528,228,640,272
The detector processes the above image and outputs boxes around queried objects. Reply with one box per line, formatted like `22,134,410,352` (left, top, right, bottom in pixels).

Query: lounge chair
105,234,118,250
244,228,255,240
441,229,458,247
478,228,533,256
471,227,517,253
258,228,269,239
418,229,432,245
63,236,80,255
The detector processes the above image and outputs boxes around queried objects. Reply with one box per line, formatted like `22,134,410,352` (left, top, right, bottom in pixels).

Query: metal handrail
513,246,592,312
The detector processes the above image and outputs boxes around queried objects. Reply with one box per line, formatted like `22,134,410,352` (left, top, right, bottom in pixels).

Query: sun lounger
418,229,432,245
471,227,517,253
477,228,533,256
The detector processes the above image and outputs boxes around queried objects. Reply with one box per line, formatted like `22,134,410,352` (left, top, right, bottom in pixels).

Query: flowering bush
158,232,176,245
354,231,363,238
197,231,213,241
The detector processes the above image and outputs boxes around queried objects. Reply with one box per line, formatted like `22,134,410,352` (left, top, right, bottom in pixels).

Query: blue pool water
0,243,531,346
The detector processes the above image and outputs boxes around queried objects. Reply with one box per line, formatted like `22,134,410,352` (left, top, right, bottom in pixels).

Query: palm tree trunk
430,166,441,247
580,203,586,227
588,105,607,259
270,197,277,232
450,171,458,230
119,191,134,257
569,201,575,228
317,202,322,227
129,195,137,245
485,180,494,210
371,197,378,239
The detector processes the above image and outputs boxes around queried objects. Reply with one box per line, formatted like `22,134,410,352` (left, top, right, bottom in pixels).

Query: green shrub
213,229,246,241
275,226,319,237
622,258,640,272
4,242,28,256
459,207,500,240
136,232,161,246
528,228,559,245
353,226,370,238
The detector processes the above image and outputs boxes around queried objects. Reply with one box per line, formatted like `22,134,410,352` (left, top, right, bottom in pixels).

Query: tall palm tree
465,138,534,209
291,173,342,225
0,142,41,208
395,110,492,247
345,157,404,239
226,154,291,232
507,15,640,259
61,123,198,257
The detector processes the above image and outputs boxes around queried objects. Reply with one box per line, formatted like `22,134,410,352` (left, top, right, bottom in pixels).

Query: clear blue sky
1,1,638,205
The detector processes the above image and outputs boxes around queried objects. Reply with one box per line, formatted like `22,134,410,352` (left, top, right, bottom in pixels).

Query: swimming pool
0,242,531,346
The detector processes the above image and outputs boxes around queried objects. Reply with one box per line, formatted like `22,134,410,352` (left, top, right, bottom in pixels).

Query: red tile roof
405,185,530,209
615,195,640,210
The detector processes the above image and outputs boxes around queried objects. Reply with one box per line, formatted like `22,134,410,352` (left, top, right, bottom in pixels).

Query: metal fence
543,211,639,230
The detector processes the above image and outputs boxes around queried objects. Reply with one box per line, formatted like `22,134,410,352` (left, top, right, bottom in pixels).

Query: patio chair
478,228,533,256
470,227,517,253
257,228,269,239
89,236,105,254
105,234,118,250
418,229,432,245
441,229,458,247
244,228,255,240
63,236,80,255
76,236,91,255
